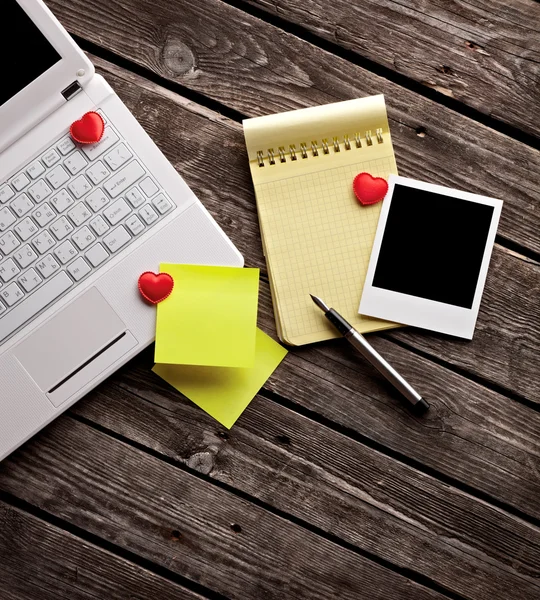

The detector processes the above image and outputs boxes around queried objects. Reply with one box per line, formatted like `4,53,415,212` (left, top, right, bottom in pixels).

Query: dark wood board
66,365,540,600
0,417,447,600
2,2,539,599
91,55,540,407
46,0,540,256
243,0,540,139
0,501,207,600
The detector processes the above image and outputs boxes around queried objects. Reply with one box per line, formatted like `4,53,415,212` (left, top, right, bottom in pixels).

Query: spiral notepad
243,95,399,346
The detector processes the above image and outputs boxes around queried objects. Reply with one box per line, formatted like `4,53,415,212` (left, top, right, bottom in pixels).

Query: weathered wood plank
47,0,540,255
93,55,540,404
242,0,540,138
65,366,540,600
0,501,206,600
0,418,448,600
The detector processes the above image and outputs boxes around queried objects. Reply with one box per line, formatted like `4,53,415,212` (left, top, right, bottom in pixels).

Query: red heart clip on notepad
70,111,105,145
138,272,174,305
353,172,388,206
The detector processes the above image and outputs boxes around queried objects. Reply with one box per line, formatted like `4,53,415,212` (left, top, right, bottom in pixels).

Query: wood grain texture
243,0,540,139
0,418,447,600
46,0,540,256
66,365,540,600
85,57,540,522
92,55,540,405
0,501,205,600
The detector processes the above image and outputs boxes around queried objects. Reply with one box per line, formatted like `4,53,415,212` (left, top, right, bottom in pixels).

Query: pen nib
310,294,330,313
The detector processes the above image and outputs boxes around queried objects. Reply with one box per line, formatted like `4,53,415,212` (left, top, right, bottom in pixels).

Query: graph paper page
244,96,399,345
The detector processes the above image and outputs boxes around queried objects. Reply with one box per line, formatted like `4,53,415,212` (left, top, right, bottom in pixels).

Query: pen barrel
345,329,425,408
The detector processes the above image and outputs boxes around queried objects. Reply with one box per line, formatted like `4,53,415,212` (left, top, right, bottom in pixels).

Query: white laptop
0,0,243,461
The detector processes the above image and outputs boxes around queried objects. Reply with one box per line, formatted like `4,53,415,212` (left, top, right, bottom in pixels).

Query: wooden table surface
2,1,540,599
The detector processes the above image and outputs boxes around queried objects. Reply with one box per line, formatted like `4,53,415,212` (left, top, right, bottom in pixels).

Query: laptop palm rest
14,287,137,407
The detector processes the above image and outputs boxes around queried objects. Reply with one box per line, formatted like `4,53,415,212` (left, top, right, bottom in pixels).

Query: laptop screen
1,0,62,107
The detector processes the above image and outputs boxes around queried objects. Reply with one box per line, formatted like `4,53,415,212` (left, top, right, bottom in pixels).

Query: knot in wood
162,39,197,76
186,450,216,475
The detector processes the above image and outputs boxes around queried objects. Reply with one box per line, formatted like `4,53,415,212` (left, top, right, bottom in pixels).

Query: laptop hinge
61,81,82,101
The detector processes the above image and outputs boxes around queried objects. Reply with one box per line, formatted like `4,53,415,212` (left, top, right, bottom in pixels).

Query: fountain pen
310,294,429,414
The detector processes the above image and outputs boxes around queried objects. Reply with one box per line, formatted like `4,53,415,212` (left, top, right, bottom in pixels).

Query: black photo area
372,184,494,309
1,0,61,106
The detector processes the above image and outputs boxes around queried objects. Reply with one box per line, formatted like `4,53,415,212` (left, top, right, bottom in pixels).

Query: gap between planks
0,490,229,600
220,0,540,149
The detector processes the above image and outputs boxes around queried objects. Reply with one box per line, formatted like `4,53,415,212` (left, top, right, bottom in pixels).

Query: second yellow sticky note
155,264,259,367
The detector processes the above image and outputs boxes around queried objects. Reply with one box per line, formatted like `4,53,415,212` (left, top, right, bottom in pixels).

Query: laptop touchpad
14,287,127,392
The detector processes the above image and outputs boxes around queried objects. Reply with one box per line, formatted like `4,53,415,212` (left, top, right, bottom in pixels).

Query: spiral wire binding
256,130,385,166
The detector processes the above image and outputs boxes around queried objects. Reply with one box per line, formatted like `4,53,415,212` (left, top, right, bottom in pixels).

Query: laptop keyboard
0,112,175,343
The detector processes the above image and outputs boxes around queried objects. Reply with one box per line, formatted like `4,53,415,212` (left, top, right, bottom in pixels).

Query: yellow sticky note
155,264,259,367
153,328,287,428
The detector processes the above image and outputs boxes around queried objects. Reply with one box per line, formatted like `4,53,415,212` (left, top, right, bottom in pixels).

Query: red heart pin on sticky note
70,111,105,145
138,272,174,304
353,172,388,205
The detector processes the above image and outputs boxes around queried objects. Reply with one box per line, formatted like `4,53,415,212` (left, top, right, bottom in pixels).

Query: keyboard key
32,230,56,254
72,226,95,251
139,204,158,225
32,203,56,227
103,225,131,253
13,245,38,269
0,272,73,341
89,215,109,236
0,300,5,315
27,180,52,203
81,128,119,161
125,187,145,208
0,207,17,231
50,189,75,213
68,202,92,227
125,215,145,236
0,258,20,282
54,240,78,265
18,268,42,293
36,254,60,278
67,257,91,281
104,143,132,170
41,148,60,168
26,161,45,180
104,198,131,226
86,161,110,185
86,188,109,212
14,217,38,241
57,136,76,156
0,185,15,204
46,165,70,189
64,151,88,175
1,281,24,307
0,231,20,255
104,161,144,199
140,177,159,198
50,216,74,240
10,172,30,192
152,194,173,215
85,243,109,267
11,193,34,217
68,174,91,199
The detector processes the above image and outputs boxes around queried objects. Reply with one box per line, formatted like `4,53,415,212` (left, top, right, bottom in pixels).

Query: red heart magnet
138,272,174,305
353,172,388,206
70,111,105,145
